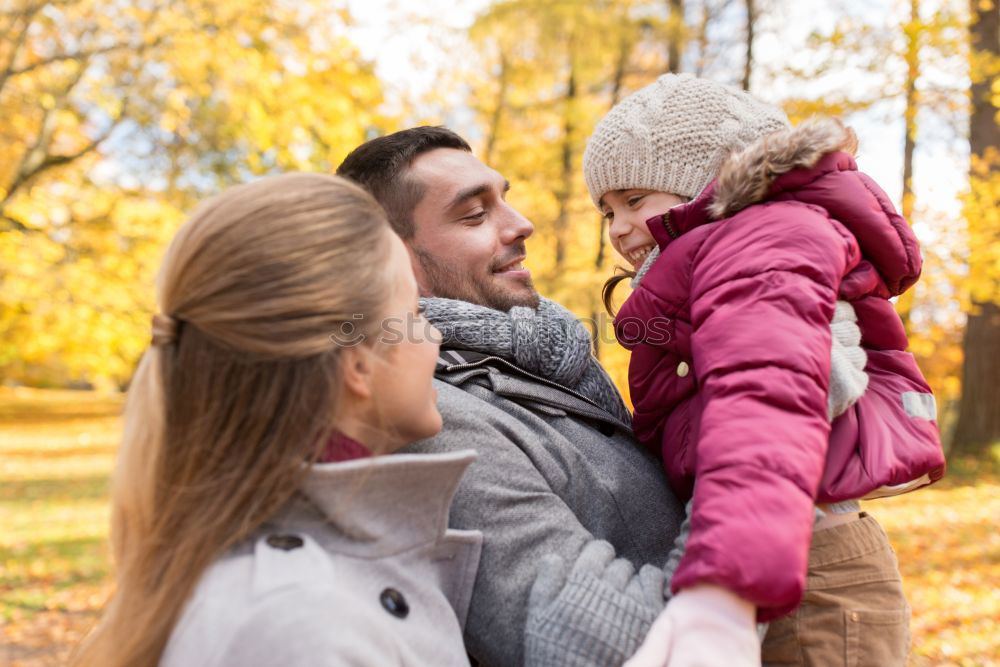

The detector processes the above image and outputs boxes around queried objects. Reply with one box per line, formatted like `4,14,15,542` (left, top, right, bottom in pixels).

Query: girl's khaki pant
761,513,911,667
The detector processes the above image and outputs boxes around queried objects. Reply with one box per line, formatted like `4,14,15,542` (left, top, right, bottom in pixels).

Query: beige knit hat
583,73,791,206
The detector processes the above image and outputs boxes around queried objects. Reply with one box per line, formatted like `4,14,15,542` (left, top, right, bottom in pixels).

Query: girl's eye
602,210,614,221
627,195,646,207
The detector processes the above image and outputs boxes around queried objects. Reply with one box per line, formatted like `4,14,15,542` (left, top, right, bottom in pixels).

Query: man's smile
493,255,530,279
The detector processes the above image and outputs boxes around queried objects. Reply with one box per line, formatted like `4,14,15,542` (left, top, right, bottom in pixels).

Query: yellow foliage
0,0,981,443
0,0,388,386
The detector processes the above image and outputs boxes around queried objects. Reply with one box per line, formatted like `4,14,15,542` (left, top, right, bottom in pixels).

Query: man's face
406,148,539,311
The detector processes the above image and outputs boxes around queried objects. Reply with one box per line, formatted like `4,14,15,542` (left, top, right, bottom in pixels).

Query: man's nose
498,202,534,244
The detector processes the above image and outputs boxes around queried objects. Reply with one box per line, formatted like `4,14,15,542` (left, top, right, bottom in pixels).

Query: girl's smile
600,189,688,270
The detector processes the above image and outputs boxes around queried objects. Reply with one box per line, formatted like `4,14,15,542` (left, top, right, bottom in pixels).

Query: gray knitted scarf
420,296,632,425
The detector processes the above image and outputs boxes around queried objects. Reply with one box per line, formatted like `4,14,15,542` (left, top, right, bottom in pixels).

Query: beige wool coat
161,450,483,666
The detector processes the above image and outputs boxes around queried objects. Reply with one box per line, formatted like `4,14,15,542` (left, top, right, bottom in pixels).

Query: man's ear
340,344,375,401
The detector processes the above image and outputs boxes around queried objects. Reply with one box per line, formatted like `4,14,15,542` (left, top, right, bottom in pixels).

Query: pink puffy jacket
614,120,944,621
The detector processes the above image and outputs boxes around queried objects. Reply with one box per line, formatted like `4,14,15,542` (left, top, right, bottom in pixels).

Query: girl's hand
624,584,760,667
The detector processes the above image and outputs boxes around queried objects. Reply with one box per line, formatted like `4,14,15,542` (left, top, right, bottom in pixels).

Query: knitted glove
828,300,869,420
624,584,760,667
525,541,667,667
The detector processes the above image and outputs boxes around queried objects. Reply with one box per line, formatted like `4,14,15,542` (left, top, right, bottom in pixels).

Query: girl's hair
602,266,636,317
73,173,394,667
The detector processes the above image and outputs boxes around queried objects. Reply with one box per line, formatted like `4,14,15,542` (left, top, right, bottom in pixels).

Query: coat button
380,588,409,619
676,361,690,378
266,534,304,551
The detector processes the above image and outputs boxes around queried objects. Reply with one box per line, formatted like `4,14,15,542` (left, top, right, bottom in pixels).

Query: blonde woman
73,173,481,666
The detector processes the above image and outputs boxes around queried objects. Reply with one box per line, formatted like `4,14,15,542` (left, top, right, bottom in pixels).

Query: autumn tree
462,0,773,383
0,0,385,386
769,0,969,423
466,1,639,377
952,0,1000,456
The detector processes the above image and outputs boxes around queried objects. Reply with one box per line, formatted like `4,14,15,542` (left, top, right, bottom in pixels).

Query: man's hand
525,541,667,666
624,584,760,667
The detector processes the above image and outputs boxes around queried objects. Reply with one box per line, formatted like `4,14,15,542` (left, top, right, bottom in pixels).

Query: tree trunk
742,0,755,91
554,40,577,272
592,34,633,358
694,0,710,76
902,0,919,222
596,33,632,274
666,0,684,73
952,1,1000,456
897,0,921,330
484,50,509,166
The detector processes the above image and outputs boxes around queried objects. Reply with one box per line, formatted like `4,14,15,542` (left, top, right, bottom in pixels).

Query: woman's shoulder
198,531,339,603
161,533,369,666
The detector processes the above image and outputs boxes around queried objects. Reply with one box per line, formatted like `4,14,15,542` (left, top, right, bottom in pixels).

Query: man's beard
412,244,540,312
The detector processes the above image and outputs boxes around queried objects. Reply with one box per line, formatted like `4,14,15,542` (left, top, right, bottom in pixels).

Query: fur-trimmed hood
652,116,921,297
709,117,858,218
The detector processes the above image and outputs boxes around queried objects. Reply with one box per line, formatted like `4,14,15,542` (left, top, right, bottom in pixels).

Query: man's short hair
336,126,472,238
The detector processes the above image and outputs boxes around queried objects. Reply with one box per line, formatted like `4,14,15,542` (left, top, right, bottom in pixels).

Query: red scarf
319,431,371,463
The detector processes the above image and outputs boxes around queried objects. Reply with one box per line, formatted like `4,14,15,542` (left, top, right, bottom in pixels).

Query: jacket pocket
845,606,911,667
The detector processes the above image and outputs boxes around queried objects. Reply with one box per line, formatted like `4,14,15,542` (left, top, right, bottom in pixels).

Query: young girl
73,173,481,666
584,74,945,665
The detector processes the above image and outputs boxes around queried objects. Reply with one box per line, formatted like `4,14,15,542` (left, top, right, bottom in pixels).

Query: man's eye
463,210,487,223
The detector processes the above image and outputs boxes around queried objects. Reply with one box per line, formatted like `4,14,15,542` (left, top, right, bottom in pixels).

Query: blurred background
1,0,998,664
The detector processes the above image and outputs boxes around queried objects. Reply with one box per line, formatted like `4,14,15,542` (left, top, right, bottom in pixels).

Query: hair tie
151,313,179,346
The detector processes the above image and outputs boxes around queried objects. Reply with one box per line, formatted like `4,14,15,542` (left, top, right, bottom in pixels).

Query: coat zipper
661,209,680,240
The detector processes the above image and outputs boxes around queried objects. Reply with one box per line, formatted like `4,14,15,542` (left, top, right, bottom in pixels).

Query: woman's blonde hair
73,173,394,666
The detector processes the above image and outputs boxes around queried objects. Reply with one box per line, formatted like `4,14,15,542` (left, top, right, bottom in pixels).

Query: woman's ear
339,344,376,401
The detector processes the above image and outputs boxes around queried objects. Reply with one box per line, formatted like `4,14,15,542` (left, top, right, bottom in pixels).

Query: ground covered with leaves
1,389,997,665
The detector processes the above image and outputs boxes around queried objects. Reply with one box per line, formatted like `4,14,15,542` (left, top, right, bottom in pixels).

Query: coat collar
269,450,477,558
644,184,718,251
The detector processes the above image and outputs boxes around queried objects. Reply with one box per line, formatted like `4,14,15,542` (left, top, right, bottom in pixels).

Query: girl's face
600,189,688,270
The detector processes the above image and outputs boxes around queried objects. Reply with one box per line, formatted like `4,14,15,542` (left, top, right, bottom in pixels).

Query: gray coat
404,350,686,666
161,450,483,667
